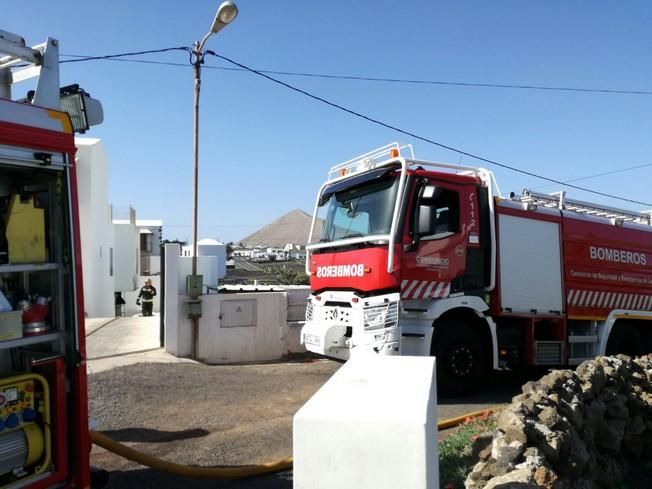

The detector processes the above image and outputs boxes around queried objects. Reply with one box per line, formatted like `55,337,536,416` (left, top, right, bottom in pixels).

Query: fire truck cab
302,143,652,395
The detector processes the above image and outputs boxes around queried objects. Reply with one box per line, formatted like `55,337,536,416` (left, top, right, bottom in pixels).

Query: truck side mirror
417,205,436,235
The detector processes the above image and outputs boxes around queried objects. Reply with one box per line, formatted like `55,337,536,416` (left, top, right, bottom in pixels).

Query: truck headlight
363,302,398,331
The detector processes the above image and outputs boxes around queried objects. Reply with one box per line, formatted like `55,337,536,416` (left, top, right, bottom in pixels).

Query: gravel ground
88,356,532,488
89,359,340,489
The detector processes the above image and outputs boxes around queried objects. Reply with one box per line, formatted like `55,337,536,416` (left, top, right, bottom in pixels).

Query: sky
5,1,652,243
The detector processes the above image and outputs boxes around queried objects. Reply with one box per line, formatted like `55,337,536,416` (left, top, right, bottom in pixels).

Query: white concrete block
293,355,438,489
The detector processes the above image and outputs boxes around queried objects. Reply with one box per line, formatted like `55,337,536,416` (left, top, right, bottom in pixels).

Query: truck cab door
401,181,478,300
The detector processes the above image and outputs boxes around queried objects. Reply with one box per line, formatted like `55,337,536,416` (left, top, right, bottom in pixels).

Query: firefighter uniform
137,280,157,317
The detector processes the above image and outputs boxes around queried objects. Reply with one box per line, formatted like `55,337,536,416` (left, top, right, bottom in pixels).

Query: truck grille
324,308,351,323
534,341,564,365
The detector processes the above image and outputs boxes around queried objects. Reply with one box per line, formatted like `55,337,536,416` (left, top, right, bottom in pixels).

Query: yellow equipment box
0,311,22,341
4,194,46,264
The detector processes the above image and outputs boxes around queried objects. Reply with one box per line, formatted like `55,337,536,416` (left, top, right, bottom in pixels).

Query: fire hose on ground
89,406,498,480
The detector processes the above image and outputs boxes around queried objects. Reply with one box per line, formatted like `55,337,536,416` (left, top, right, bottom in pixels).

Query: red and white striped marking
567,289,652,311
401,280,450,300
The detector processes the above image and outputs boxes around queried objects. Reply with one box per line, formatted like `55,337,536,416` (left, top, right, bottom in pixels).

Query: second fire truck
301,143,652,395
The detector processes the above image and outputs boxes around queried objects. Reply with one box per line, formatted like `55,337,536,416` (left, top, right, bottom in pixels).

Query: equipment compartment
0,161,73,352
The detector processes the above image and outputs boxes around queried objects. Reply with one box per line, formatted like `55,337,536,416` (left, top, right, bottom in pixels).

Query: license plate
303,334,321,346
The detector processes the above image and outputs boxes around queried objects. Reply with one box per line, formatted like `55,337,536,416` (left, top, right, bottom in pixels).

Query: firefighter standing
137,278,157,317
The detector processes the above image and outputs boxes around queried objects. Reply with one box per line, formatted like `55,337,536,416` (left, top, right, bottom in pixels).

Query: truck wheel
432,320,486,397
606,323,643,357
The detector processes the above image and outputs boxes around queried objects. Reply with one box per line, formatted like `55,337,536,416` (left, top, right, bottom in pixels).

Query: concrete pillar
293,355,438,489
163,244,180,355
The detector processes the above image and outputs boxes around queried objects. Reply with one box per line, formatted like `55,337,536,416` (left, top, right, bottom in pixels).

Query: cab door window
418,187,460,240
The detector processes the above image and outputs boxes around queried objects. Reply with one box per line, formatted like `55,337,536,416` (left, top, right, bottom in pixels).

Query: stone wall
466,355,652,489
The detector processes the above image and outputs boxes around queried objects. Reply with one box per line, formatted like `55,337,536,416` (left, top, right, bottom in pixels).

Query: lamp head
210,1,239,33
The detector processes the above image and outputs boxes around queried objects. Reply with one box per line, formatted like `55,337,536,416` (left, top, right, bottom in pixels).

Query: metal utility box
186,274,203,297
186,299,202,319
220,299,256,328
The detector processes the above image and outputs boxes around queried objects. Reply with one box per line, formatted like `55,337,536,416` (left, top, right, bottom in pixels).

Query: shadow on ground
100,467,293,489
100,427,210,443
438,368,549,406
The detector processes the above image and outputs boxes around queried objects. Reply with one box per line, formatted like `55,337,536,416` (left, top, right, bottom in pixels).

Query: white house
76,137,163,318
137,219,162,275
76,138,115,318
181,239,227,283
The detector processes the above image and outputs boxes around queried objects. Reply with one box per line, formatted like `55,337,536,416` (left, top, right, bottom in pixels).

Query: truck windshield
319,174,400,242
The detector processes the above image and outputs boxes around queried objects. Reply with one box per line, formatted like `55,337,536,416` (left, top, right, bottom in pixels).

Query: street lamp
191,0,238,271
189,1,238,359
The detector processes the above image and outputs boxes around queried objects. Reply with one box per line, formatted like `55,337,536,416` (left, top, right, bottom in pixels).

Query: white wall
179,256,218,290
76,138,115,318
164,244,192,357
181,243,226,281
196,293,286,363
198,242,226,279
113,223,139,292
163,246,307,360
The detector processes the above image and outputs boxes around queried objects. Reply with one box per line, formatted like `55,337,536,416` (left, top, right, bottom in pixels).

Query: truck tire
605,323,643,357
432,319,486,397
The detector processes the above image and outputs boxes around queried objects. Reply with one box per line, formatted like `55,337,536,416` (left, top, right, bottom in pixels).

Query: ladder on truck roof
0,29,103,132
0,29,60,109
514,189,652,226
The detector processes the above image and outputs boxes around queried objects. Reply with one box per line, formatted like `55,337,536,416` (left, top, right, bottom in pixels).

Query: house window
141,233,153,253
109,248,114,276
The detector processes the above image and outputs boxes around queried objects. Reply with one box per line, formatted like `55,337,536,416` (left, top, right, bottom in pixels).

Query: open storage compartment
0,148,77,487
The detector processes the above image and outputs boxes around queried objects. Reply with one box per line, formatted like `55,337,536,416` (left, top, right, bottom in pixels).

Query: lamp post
189,1,238,359
191,0,238,274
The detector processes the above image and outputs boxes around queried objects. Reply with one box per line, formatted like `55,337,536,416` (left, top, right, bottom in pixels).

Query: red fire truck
301,143,652,395
0,30,102,487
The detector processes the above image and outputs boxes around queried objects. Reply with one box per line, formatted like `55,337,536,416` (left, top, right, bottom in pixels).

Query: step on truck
301,143,652,396
0,30,102,487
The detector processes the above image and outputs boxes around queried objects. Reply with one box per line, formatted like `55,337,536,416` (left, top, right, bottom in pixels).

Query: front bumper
301,291,401,360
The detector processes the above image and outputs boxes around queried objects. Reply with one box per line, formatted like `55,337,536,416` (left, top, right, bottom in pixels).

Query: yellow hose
437,407,497,430
90,406,498,479
90,431,292,479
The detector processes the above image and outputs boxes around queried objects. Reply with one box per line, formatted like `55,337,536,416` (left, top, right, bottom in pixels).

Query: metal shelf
0,263,59,273
0,331,64,351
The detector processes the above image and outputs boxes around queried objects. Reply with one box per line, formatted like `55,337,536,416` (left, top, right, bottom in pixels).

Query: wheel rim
444,343,474,378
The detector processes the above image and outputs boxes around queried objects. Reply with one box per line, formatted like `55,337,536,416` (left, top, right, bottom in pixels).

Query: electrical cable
55,49,652,207
206,51,652,208
532,162,652,190
59,47,190,64
59,54,652,96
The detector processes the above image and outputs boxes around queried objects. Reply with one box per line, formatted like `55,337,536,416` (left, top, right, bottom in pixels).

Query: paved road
233,257,265,272
86,317,528,488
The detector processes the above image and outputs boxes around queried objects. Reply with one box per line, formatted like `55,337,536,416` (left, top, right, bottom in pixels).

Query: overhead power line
60,53,652,96
206,51,652,208
533,162,652,190
59,47,190,64
56,49,652,207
